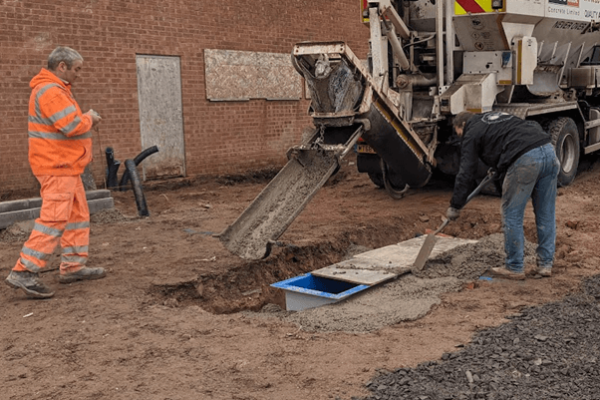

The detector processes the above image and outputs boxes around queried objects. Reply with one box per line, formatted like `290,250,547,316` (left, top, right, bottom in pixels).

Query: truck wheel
368,172,384,188
381,159,409,199
548,117,580,187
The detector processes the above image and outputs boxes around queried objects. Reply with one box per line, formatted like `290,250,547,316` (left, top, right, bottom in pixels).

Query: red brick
1,0,369,193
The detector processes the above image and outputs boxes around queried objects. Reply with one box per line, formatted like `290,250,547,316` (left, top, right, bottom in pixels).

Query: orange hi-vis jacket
28,68,93,176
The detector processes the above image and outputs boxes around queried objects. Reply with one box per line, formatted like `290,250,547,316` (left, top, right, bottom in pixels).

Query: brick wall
0,0,370,193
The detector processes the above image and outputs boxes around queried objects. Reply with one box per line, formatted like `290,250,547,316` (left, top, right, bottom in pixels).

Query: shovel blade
412,234,438,272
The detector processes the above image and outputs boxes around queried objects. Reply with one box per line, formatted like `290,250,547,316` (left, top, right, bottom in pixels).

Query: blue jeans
502,143,560,273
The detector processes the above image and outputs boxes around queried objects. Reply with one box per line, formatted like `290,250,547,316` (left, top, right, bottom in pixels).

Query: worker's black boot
58,267,106,284
5,270,55,299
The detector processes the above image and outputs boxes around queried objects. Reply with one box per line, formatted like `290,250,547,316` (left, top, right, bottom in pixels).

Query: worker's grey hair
452,111,475,129
47,46,83,70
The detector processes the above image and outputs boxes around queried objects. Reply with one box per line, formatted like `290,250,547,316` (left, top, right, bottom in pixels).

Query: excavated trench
148,225,399,314
148,240,351,314
145,166,508,316
147,211,449,315
147,217,524,325
144,167,576,331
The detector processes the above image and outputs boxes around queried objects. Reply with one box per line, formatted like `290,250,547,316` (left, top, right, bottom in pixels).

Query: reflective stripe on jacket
28,68,93,176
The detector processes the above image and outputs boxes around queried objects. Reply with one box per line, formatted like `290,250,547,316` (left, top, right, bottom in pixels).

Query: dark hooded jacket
450,112,551,209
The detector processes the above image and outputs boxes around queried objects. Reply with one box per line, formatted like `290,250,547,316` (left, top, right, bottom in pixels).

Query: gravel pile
0,222,31,243
90,208,127,224
360,274,600,400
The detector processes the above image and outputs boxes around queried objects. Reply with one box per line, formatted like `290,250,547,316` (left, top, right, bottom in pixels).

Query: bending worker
446,111,560,280
5,46,105,299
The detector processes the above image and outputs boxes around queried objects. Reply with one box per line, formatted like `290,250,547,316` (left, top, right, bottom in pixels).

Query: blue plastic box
271,273,369,311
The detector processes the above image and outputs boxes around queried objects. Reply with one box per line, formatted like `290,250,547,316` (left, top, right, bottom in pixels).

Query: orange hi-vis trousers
13,175,90,274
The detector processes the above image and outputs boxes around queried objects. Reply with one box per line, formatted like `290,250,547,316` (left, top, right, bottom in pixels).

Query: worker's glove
446,207,461,221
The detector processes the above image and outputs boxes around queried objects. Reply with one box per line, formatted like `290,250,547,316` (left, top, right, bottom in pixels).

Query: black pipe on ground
119,146,159,191
124,159,149,217
105,147,121,189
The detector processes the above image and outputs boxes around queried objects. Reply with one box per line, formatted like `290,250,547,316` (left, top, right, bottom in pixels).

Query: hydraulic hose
124,159,149,217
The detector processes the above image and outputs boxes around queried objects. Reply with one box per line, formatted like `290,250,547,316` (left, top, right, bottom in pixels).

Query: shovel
412,169,496,272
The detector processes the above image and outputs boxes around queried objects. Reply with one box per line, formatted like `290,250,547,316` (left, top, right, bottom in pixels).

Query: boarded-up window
204,49,302,101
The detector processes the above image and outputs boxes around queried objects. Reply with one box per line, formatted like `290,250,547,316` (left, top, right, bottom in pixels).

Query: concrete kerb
0,190,114,229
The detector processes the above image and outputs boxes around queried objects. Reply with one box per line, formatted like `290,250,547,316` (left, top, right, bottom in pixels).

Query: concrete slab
0,190,111,214
88,197,115,215
86,190,111,201
0,208,40,230
312,236,477,286
0,198,43,214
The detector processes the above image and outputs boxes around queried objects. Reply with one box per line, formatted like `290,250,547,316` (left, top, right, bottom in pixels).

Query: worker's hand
86,109,102,127
446,207,461,221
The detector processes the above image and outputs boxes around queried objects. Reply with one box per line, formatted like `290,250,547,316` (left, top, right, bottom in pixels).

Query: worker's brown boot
59,267,106,284
537,267,552,277
489,267,525,281
5,270,55,299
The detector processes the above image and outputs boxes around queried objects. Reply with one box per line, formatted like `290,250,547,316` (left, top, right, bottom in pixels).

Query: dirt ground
2,154,600,400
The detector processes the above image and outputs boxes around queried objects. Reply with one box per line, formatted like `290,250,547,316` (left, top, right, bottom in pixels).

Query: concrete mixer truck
218,0,600,260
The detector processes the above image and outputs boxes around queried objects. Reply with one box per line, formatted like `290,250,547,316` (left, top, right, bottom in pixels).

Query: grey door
136,55,186,180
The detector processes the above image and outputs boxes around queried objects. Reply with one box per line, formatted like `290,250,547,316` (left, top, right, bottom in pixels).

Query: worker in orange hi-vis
5,46,105,299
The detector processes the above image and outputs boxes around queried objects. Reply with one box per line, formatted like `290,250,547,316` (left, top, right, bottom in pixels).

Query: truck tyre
368,172,384,188
381,159,409,199
548,117,580,187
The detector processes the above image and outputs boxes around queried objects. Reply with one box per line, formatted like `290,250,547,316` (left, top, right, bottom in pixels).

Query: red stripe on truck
456,0,486,13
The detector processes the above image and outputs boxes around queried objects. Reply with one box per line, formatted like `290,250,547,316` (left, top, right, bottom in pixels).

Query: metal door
136,55,186,179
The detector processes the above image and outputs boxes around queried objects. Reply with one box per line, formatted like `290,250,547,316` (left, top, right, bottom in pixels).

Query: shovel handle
433,218,450,235
465,169,496,205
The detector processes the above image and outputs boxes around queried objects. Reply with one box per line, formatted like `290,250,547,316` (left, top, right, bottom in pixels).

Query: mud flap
217,149,340,260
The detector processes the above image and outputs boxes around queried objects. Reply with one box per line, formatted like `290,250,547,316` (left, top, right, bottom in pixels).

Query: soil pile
418,233,537,280
0,221,32,243
360,274,600,400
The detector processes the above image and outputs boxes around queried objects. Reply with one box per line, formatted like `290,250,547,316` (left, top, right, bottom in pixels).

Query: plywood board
136,55,186,180
312,236,477,286
204,49,302,101
312,260,401,286
355,236,478,268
